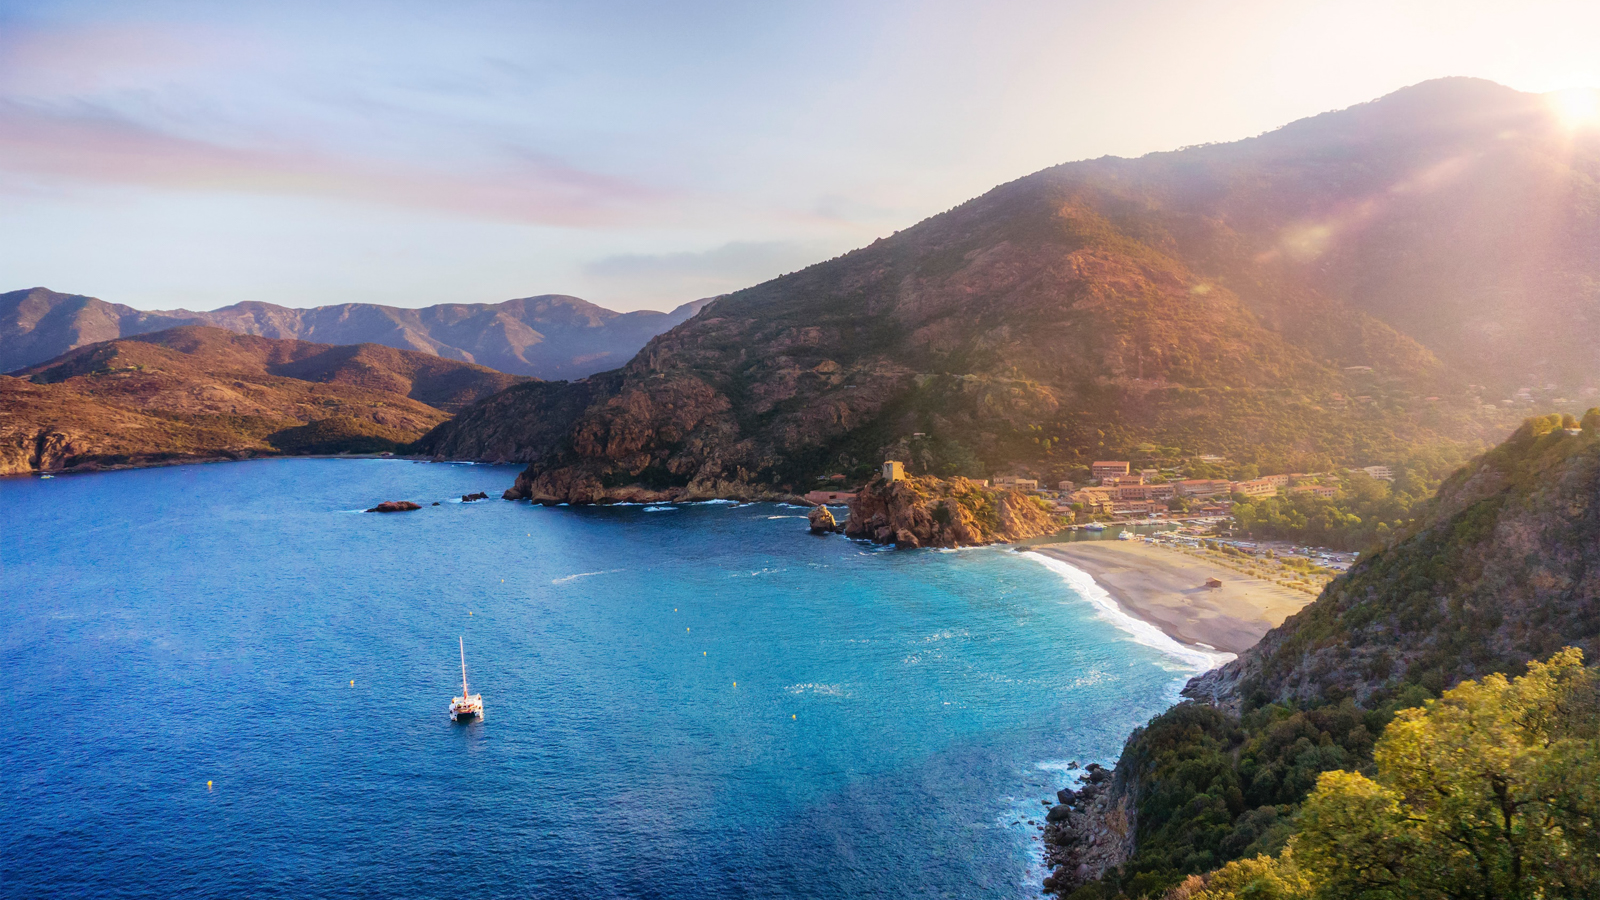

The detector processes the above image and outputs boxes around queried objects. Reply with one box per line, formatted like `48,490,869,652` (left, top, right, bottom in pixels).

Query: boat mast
459,636,469,698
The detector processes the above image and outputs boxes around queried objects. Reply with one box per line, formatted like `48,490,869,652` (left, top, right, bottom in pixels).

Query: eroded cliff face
842,475,1062,548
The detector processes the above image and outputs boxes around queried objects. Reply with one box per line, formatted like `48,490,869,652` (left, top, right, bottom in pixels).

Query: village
800,457,1380,594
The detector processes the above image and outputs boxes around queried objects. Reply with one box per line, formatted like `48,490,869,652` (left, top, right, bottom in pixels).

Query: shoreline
1025,542,1312,655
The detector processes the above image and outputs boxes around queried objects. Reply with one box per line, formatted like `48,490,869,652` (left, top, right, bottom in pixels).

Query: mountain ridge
0,325,526,475
424,78,1592,498
0,287,712,379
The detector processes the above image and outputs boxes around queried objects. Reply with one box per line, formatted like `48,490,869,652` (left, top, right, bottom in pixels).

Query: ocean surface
1,459,1215,899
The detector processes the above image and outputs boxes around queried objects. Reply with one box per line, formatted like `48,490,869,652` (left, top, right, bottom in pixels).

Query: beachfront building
1230,478,1279,498
804,490,857,505
1091,461,1131,481
1177,479,1230,499
882,460,905,482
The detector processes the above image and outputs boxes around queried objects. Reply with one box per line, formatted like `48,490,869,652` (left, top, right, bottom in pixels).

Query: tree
1293,648,1600,900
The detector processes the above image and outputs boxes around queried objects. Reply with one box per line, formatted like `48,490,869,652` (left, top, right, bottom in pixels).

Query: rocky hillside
429,79,1596,501
1051,412,1600,899
843,474,1062,548
0,326,525,475
1189,411,1600,711
0,287,711,379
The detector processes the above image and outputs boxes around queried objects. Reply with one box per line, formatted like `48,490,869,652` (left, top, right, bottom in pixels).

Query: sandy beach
1027,542,1313,654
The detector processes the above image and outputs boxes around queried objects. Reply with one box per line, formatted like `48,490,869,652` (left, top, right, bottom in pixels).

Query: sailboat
449,636,484,721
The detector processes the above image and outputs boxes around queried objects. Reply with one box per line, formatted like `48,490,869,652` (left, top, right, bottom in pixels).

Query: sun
1548,88,1600,129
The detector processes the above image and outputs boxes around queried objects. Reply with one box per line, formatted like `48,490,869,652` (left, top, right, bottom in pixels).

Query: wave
551,569,621,584
1023,552,1235,672
642,505,676,512
784,682,849,697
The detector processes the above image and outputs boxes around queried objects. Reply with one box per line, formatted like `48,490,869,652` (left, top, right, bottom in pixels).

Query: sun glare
1549,88,1600,128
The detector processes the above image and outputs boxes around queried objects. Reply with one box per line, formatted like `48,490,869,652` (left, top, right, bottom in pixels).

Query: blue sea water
2,459,1209,899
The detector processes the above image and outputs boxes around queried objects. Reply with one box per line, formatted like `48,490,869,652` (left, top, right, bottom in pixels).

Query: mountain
424,78,1600,500
1043,412,1600,898
0,287,712,379
0,326,526,475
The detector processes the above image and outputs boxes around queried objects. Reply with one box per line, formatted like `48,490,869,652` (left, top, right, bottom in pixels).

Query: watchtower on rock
882,460,905,483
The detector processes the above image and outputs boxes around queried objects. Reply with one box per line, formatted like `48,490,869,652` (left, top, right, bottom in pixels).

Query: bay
0,459,1199,899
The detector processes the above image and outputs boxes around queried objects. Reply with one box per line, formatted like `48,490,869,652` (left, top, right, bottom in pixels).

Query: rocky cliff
842,475,1062,548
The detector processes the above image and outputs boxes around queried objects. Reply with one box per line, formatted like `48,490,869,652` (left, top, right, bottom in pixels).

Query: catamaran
449,636,483,721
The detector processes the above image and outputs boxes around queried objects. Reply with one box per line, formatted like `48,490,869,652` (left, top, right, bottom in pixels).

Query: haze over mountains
0,288,712,380
426,78,1595,500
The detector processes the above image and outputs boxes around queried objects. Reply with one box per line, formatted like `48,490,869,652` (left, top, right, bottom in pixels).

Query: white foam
1022,551,1234,673
691,499,738,505
642,505,676,512
784,682,848,697
551,569,621,584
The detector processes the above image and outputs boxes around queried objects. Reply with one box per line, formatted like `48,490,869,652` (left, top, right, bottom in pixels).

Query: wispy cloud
0,101,664,225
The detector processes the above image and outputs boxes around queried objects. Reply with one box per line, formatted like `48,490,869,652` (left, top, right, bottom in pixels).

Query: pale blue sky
2,0,1597,311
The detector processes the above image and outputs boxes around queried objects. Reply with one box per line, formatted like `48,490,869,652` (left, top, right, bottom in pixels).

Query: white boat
449,636,483,721
1116,529,1133,540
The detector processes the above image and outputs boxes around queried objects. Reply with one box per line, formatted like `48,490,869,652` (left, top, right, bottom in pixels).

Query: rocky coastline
1041,764,1137,894
843,473,1063,548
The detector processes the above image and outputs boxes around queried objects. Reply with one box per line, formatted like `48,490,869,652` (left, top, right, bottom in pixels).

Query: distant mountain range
1,326,525,475
0,288,712,379
427,78,1595,500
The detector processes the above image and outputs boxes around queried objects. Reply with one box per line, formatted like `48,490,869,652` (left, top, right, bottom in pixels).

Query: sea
0,459,1222,899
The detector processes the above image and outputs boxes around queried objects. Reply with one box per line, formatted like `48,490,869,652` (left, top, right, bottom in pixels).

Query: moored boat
449,636,483,721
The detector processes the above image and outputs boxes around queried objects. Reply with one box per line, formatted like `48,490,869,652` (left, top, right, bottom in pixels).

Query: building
1361,465,1395,482
1230,478,1279,498
1204,578,1223,589
994,475,1040,491
1115,483,1175,501
1057,480,1075,492
1176,479,1231,499
1139,469,1160,481
882,461,905,482
1069,488,1115,513
804,490,857,505
1091,461,1131,481
1259,474,1290,488
1103,474,1146,487
1291,484,1339,499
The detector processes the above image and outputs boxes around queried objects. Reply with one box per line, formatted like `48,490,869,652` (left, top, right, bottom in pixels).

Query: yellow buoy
350,679,355,686
469,611,473,616
703,651,706,656
207,780,213,790
686,627,690,632
733,681,737,688
792,714,796,720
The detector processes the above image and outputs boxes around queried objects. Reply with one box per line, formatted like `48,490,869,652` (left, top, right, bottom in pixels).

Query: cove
1,459,1199,899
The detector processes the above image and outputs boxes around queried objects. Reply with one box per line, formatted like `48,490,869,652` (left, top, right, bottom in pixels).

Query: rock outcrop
461,491,489,502
843,474,1062,548
807,505,840,533
366,501,422,513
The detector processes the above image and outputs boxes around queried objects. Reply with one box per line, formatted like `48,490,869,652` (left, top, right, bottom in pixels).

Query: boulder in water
462,491,489,502
807,505,838,534
366,500,422,513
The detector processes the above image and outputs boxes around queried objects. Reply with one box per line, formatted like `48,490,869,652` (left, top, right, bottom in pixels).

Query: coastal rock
461,491,489,502
843,474,1062,549
807,505,839,534
1041,765,1135,895
366,500,422,513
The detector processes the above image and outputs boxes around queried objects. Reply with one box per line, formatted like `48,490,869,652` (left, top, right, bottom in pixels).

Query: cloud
0,100,663,225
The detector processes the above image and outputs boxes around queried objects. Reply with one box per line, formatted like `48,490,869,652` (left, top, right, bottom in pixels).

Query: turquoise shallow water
1,459,1201,899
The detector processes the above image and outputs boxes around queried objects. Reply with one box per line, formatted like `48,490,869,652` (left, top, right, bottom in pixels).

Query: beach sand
1028,542,1313,654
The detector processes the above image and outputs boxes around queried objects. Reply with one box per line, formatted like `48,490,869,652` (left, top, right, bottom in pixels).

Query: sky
2,1,1598,313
